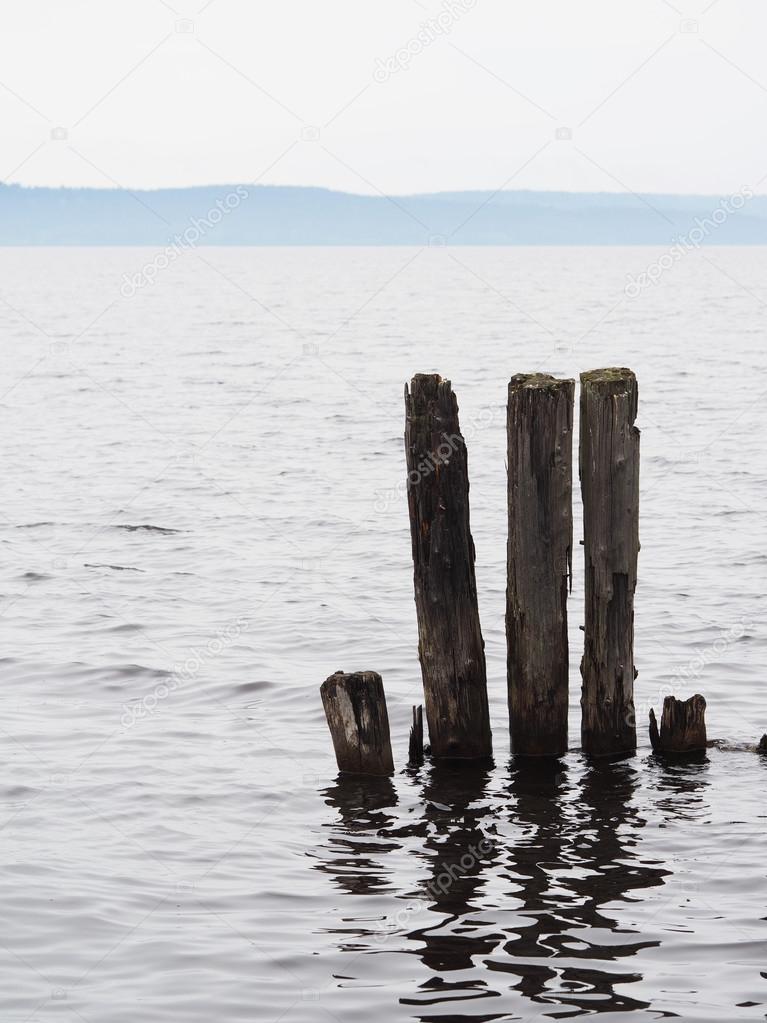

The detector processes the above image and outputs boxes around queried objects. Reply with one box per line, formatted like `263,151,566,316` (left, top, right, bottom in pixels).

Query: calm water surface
1,246,766,1021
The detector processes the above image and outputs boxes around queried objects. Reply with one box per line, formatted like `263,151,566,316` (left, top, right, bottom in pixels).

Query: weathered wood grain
404,373,492,759
649,694,707,754
320,670,394,776
507,373,574,756
580,368,640,756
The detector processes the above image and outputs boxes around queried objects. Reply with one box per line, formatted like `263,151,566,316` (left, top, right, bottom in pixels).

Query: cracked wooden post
404,373,492,759
507,373,574,757
580,368,640,757
649,695,707,754
320,670,394,776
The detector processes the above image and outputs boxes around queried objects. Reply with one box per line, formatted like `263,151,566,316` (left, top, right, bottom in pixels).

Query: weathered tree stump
320,670,394,776
507,373,574,756
408,705,424,766
580,368,640,757
649,694,707,754
404,373,492,759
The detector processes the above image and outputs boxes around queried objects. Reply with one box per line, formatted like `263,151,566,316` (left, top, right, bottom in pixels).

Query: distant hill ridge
0,182,764,245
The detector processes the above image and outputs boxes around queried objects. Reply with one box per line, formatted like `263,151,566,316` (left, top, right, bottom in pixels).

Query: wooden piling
580,368,640,756
320,670,394,776
649,694,707,754
507,373,574,757
404,374,492,759
408,705,424,766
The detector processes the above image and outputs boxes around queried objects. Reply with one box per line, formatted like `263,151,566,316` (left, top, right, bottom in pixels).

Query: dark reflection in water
318,774,399,896
646,751,711,823
499,758,670,1013
402,760,502,1010
314,755,712,1020
487,758,572,1004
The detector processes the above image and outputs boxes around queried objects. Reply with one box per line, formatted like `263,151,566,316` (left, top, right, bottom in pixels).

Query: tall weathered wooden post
507,374,574,756
404,373,492,759
580,368,640,756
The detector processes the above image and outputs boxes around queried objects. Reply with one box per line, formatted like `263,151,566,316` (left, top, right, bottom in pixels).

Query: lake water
1,246,766,1022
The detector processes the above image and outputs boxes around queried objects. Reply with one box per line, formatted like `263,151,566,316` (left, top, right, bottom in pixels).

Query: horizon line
2,181,764,200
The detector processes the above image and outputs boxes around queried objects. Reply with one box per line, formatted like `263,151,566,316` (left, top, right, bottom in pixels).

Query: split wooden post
404,373,492,759
649,695,707,754
580,368,640,756
408,705,424,766
507,374,574,757
320,670,394,776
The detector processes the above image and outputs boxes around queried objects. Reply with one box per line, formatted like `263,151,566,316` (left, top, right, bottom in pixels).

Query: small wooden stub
320,670,394,776
649,694,707,754
408,704,424,767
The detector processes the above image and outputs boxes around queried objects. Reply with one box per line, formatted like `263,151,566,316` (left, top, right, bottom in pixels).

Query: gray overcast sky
2,0,765,195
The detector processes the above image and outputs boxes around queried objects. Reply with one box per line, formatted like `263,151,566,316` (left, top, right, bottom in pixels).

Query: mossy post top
509,372,576,393
580,367,637,389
